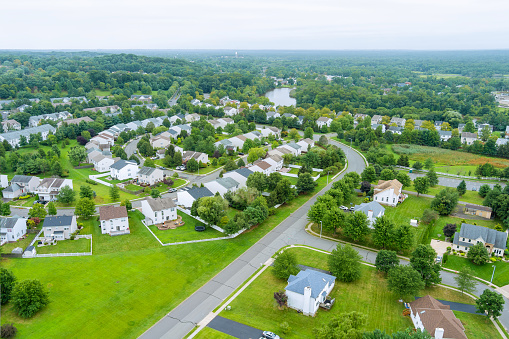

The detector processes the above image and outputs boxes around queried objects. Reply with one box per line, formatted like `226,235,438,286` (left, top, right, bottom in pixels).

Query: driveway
207,316,264,339
430,239,451,257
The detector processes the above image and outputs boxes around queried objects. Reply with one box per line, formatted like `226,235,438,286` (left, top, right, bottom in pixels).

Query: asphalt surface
207,316,264,339
430,299,482,315
124,137,141,158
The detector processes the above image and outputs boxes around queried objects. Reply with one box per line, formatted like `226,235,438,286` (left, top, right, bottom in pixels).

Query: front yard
443,255,509,287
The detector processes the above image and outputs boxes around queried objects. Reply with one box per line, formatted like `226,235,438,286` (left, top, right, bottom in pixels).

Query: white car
263,331,280,339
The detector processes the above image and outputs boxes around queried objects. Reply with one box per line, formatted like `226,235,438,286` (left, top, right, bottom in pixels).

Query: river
264,87,296,107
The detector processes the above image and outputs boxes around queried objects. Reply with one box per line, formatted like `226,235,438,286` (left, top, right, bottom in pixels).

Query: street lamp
491,265,497,284
326,170,331,186
319,221,323,238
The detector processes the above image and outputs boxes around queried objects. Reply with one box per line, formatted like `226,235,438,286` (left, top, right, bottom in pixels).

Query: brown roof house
373,179,407,207
408,295,467,339
99,205,129,235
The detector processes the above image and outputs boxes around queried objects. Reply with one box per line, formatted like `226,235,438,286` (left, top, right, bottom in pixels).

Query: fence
74,164,94,169
1,253,23,258
31,234,92,258
396,165,507,182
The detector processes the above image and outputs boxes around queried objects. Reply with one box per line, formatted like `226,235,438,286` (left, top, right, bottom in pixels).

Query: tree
109,186,120,201
196,196,227,226
79,185,94,199
223,159,238,172
144,158,156,168
186,158,199,172
454,268,476,295
442,223,457,238
314,311,366,339
289,128,299,140
425,169,438,187
150,189,161,198
237,158,245,167
57,186,75,204
479,184,491,198
412,161,423,170
120,199,132,211
272,250,299,280
410,245,441,287
373,216,395,249
328,244,362,282
28,203,47,219
246,172,267,192
396,172,412,188
319,135,328,145
11,280,49,318
467,242,490,265
361,166,377,183
360,181,371,193
380,168,395,180
476,289,505,320
68,146,87,166
269,178,295,205
393,224,414,251
431,188,459,215
387,265,425,297
421,208,439,224
172,152,182,167
1,203,10,216
424,158,434,170
0,268,16,304
74,197,96,219
0,323,17,339
375,250,399,274
47,202,57,216
304,127,314,139
343,211,369,242
457,180,467,196
413,177,429,196
296,173,316,193
247,147,266,163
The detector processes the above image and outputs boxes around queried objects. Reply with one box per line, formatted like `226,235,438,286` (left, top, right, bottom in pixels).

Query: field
392,144,509,169
1,232,39,253
430,215,497,241
403,182,486,205
443,255,509,287
36,238,91,254
454,312,502,339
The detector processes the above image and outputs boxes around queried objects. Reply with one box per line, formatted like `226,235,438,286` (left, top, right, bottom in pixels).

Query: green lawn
172,178,187,188
430,216,497,241
443,255,509,286
184,165,221,175
193,327,235,339
36,238,91,254
404,183,486,206
220,247,411,337
125,184,143,191
147,211,225,243
1,232,38,253
454,311,502,339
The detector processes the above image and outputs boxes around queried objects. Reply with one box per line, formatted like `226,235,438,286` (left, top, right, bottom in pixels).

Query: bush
0,323,17,339
11,280,50,318
279,322,291,334
490,257,497,262
85,179,98,185
272,251,299,280
442,253,448,264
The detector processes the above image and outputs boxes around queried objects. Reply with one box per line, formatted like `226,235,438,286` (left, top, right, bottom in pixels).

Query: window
462,238,465,241
465,247,468,250
64,227,69,230
155,212,158,218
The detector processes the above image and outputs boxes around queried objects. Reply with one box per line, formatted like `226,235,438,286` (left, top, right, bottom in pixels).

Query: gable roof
3,183,21,193
254,161,272,170
0,217,24,229
144,197,176,211
458,223,507,249
285,269,336,299
374,179,403,197
99,205,128,221
11,175,36,183
38,178,66,189
353,201,385,217
110,160,137,170
138,166,161,176
317,116,331,122
43,216,74,228
184,186,213,200
216,177,239,189
235,168,253,178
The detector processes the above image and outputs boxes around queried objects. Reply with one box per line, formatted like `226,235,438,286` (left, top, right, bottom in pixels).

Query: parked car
238,152,244,155
349,206,355,211
168,188,177,193
263,331,280,339
436,255,442,263
340,205,348,210
158,166,166,170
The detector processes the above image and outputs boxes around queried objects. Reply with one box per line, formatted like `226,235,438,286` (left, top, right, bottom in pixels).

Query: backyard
1,231,39,253
36,237,91,254
403,182,487,206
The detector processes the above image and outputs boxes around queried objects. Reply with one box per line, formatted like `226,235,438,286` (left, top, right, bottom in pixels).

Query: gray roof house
353,201,385,228
176,186,214,208
0,124,56,147
453,223,508,257
137,166,164,185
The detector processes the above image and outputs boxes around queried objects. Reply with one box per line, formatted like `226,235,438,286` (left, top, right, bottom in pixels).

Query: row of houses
29,111,73,127
2,175,73,201
214,127,281,151
0,124,56,148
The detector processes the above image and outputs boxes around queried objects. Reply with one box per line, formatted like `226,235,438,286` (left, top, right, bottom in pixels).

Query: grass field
193,327,235,339
443,255,509,286
0,172,334,338
36,238,91,254
1,232,38,253
147,211,224,243
430,215,497,241
404,183,486,206
454,312,501,339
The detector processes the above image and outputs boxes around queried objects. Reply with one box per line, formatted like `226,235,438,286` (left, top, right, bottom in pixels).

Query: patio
156,215,184,230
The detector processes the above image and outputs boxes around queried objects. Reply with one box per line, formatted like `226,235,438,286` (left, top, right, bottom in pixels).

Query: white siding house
176,187,214,208
34,178,73,202
141,197,178,226
138,167,164,185
42,216,78,240
0,217,28,243
99,205,129,235
110,160,139,180
373,179,406,207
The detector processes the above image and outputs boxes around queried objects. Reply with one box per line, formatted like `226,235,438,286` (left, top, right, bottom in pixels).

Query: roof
43,216,74,228
409,295,466,339
99,205,128,221
138,167,161,176
456,223,507,249
185,186,213,200
317,117,331,122
38,178,65,189
216,177,239,189
461,132,477,138
269,154,283,163
374,179,403,197
285,269,336,299
235,135,247,142
439,130,452,136
144,197,176,211
110,160,137,170
0,217,23,229
11,175,36,183
301,138,314,145
465,204,492,212
254,161,272,170
353,201,385,217
286,142,301,150
275,147,292,155
235,168,253,178
3,183,21,193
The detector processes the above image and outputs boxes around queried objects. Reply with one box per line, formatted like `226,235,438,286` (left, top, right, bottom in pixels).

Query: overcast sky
2,0,508,50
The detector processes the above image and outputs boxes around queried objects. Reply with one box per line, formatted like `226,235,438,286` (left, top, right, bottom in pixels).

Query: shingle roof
374,179,403,197
353,201,385,217
254,161,272,170
317,117,331,122
285,269,336,299
0,217,21,229
145,197,176,211
11,175,36,183
185,186,213,200
110,160,137,170
99,205,128,221
456,223,507,249
235,168,253,178
465,204,492,212
43,216,74,228
216,177,239,189
3,183,21,193
138,167,158,176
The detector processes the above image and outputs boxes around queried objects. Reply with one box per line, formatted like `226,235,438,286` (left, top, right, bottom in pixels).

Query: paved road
124,137,141,158
408,172,506,191
207,316,263,339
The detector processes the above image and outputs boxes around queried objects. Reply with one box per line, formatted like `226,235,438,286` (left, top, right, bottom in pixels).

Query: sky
2,0,509,50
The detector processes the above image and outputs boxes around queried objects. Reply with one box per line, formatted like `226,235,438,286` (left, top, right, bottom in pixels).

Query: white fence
33,234,92,258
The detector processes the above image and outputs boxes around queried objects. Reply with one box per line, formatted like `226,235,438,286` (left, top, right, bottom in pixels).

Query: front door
116,226,120,231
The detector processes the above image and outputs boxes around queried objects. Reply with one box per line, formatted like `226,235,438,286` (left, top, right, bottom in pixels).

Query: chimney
434,328,444,339
303,286,312,316
367,210,373,219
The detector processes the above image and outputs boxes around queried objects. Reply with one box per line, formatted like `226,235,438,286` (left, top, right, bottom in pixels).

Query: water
264,88,296,107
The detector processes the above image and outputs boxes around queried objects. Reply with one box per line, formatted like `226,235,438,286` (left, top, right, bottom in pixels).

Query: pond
264,87,296,107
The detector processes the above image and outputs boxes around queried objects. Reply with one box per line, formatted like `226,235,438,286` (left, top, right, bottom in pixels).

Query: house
130,94,152,101
408,295,467,339
373,179,407,207
434,121,444,131
464,204,492,219
0,124,56,148
438,131,452,142
390,117,406,127
137,167,164,185
316,117,332,128
243,131,261,141
230,135,247,149
371,115,382,124
414,120,424,128
353,201,385,228
90,133,114,147
110,160,139,180
285,269,336,316
91,154,117,173
190,99,201,106
99,205,129,235
265,154,283,171
268,146,292,158
0,217,28,243
222,168,253,188
182,151,209,165
371,124,386,133
35,178,73,202
453,223,507,257
249,160,273,175
186,113,201,122
204,177,240,196
354,113,369,122
168,114,186,125
280,142,302,156
2,175,41,199
505,126,509,139
477,123,493,134
223,106,238,116
140,197,178,226
1,119,21,132
215,139,236,151
259,127,281,138
388,126,403,135
42,215,78,240
217,118,234,128
208,119,222,130
177,186,214,208
266,111,281,120
64,116,94,125
496,138,509,147
0,175,7,188
461,132,478,145
296,138,315,152
28,111,72,127
150,135,173,148
282,113,297,119
83,105,121,114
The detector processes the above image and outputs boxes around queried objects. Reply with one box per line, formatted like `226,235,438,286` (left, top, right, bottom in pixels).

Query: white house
223,106,238,116
34,178,73,202
137,167,164,185
222,168,253,188
439,131,452,142
408,295,466,339
28,111,72,127
285,269,336,316
1,119,21,132
280,142,302,156
177,186,214,208
316,117,332,128
217,118,234,128
371,115,383,124
0,217,28,243
373,179,407,207
2,175,41,199
265,154,283,171
249,160,273,176
99,205,129,235
390,117,406,127
204,177,239,196
353,201,385,228
140,197,178,226
0,175,7,188
259,127,281,138
186,113,201,122
182,151,209,165
110,160,139,180
296,138,314,152
268,147,292,158
0,124,56,148
461,132,478,145
42,215,78,240
229,135,247,149
150,135,173,148
92,154,118,173
453,223,507,257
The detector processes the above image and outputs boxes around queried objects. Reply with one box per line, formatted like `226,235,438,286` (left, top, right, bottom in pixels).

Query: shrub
446,247,452,251
442,253,448,264
10,280,50,318
490,257,497,262
279,322,291,334
0,323,17,339
85,179,98,185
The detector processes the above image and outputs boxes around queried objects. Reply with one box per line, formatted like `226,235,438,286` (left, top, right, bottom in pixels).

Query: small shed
464,204,492,219
410,219,418,227
11,247,23,254
22,245,36,258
